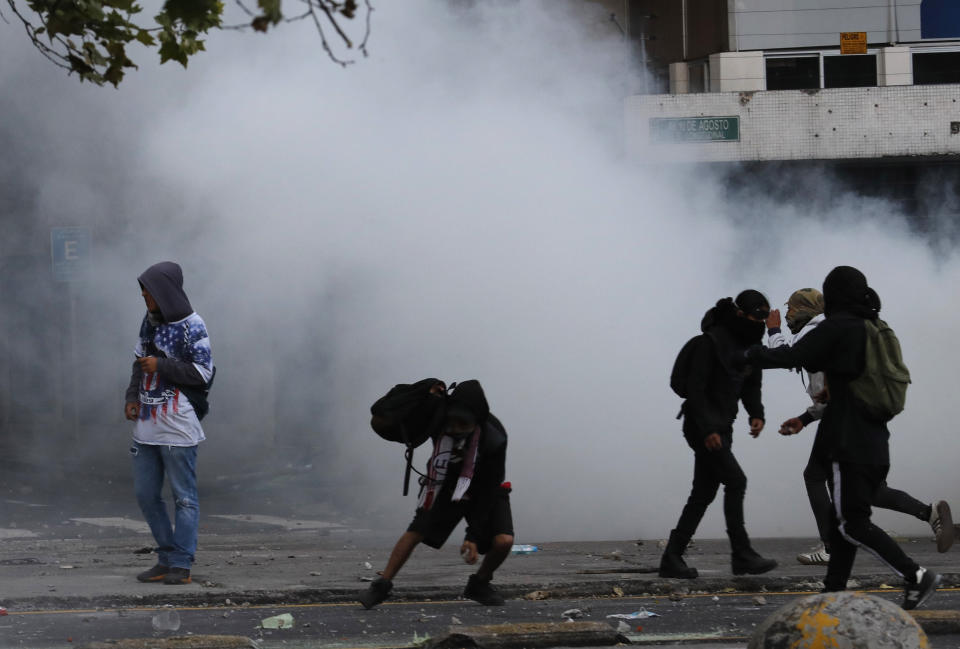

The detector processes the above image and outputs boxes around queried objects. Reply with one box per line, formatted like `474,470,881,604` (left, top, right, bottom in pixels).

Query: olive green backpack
849,319,911,421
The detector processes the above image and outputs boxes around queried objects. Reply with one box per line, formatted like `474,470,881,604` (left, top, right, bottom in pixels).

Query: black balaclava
822,266,880,320
444,380,489,439
705,291,769,346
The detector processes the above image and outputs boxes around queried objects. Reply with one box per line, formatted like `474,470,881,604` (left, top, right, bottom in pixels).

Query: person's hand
429,381,447,396
779,417,804,435
812,386,830,403
704,433,723,451
124,402,139,421
460,540,478,565
749,418,764,438
137,356,158,373
766,309,781,330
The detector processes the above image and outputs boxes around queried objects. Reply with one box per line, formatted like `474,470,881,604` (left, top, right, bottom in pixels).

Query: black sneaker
162,567,192,585
929,501,954,553
903,567,940,610
358,577,393,610
463,574,504,606
136,564,169,583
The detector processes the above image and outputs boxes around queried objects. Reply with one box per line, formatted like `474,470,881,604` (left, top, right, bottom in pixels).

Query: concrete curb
910,609,960,635
8,572,960,612
78,637,258,649
426,621,625,649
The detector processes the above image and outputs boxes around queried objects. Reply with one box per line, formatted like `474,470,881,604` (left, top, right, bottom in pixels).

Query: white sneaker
929,501,954,553
797,545,830,565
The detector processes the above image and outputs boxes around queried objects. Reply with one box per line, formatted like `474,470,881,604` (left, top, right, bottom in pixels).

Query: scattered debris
668,593,684,602
561,609,583,620
616,621,631,633
511,545,539,554
451,616,462,625
0,607,7,616
60,565,76,570
612,586,625,598
524,590,549,601
419,615,438,622
260,613,295,629
412,631,431,647
309,571,322,577
359,576,373,582
752,596,767,606
879,583,895,590
606,610,659,620
151,608,181,632
0,558,42,566
656,539,667,550
201,581,222,588
711,596,720,602
133,547,153,555
363,562,373,570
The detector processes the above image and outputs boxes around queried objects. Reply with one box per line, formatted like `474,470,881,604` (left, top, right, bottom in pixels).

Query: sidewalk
2,529,956,611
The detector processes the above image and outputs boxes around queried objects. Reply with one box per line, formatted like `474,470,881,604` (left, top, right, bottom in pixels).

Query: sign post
50,227,91,440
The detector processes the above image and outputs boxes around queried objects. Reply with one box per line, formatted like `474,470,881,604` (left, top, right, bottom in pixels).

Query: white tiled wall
625,85,960,163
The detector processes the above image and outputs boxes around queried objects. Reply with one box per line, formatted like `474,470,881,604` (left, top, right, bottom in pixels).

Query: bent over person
659,290,777,579
124,261,214,585
746,266,940,610
359,380,513,609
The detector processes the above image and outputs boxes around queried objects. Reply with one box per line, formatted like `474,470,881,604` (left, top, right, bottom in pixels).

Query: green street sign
649,116,740,143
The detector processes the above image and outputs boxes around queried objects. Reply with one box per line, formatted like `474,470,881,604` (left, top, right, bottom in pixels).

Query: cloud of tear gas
1,0,957,542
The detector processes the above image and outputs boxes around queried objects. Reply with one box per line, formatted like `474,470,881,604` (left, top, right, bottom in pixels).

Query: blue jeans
131,442,199,570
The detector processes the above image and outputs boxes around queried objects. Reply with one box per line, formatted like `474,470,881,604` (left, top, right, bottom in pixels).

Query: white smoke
0,0,956,543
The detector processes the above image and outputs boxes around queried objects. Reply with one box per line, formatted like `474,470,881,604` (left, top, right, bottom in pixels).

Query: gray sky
0,0,957,542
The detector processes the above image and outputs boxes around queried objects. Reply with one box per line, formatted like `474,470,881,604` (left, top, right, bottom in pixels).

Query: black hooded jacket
124,262,207,404
680,299,765,441
746,267,889,465
427,380,508,544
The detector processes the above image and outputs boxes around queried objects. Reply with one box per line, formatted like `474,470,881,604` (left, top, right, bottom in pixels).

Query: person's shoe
136,564,169,583
658,549,698,579
903,567,940,610
796,545,830,566
162,567,191,584
358,577,393,609
732,549,778,575
929,501,954,553
463,574,505,606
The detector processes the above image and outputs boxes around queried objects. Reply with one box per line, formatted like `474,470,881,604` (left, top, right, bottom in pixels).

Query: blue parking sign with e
51,227,91,282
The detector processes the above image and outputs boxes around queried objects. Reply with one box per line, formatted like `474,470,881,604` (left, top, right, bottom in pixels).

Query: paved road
6,588,960,648
4,458,960,647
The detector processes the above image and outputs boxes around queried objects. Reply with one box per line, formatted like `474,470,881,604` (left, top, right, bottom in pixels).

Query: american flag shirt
133,312,213,446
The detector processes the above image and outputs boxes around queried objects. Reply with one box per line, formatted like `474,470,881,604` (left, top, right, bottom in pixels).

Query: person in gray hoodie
124,261,214,585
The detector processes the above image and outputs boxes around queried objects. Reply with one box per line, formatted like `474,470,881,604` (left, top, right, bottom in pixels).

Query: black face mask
723,311,766,345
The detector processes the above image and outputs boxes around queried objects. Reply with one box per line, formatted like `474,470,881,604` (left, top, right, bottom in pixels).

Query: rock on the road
749,591,927,649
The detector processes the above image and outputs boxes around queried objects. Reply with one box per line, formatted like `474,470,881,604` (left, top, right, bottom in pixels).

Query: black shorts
407,490,513,554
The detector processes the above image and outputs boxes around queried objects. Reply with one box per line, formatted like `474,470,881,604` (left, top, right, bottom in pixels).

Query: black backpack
180,366,216,421
370,378,447,495
670,335,705,399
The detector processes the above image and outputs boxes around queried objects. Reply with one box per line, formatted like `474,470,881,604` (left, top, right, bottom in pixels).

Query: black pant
823,461,920,591
674,431,748,543
804,451,927,549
